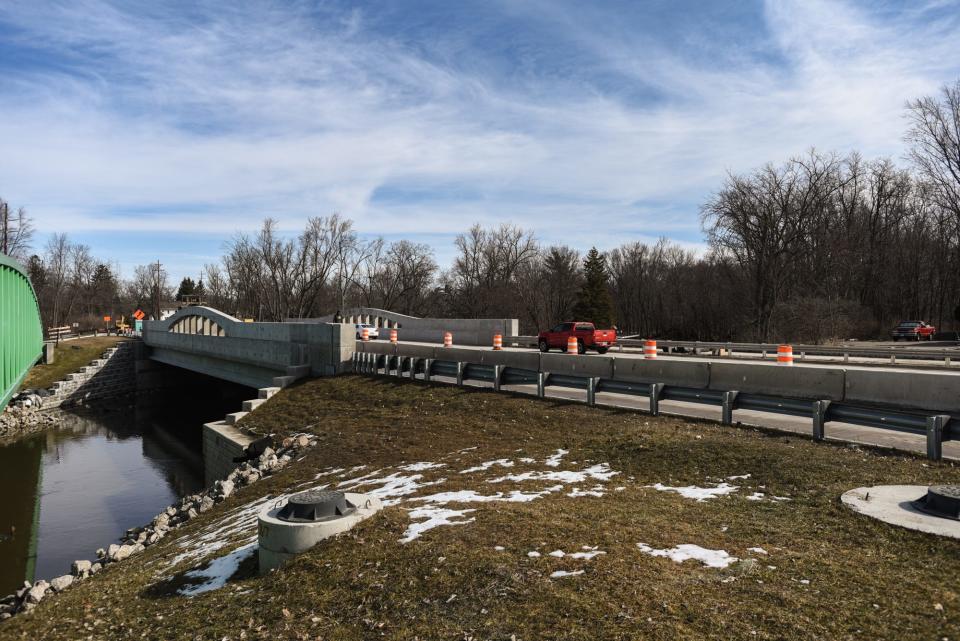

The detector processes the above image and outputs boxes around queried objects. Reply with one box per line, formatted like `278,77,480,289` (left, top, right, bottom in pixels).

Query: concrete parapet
540,353,614,379
709,361,845,400
478,349,541,371
613,358,710,388
844,369,960,414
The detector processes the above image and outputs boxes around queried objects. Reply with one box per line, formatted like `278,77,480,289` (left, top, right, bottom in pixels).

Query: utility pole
154,260,162,321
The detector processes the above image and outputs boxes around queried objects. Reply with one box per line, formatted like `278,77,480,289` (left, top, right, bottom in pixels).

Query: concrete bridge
296,307,517,346
0,254,43,412
142,307,353,389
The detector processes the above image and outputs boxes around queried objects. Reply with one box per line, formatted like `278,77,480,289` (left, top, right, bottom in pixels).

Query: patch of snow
494,546,505,551
727,474,751,480
549,570,584,578
488,464,619,485
567,486,606,498
339,472,445,506
648,482,739,502
569,550,606,560
518,457,536,464
548,550,565,558
314,467,345,478
747,547,768,555
746,492,765,501
177,542,257,596
399,507,475,543
414,489,551,505
544,449,569,467
527,551,541,558
771,496,791,501
614,486,627,492
636,543,738,569
399,462,446,472
460,459,514,474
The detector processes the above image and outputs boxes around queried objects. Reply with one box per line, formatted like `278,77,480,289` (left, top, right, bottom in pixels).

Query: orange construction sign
133,309,145,321
103,316,111,323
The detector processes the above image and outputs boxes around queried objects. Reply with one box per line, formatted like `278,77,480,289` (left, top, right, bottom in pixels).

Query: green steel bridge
0,254,43,413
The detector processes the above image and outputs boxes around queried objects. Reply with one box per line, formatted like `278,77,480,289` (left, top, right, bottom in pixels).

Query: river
0,386,249,596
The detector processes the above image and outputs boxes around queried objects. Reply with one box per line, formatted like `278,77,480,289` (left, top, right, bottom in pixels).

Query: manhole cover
912,485,960,521
277,490,357,523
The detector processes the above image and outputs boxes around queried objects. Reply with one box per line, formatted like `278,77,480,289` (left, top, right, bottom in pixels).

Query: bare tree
0,199,33,261
906,80,960,222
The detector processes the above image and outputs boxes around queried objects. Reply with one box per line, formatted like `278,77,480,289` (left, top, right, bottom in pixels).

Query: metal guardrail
505,336,960,366
351,350,953,461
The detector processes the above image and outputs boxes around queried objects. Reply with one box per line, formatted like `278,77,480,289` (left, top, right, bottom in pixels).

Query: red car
538,321,617,354
891,320,936,341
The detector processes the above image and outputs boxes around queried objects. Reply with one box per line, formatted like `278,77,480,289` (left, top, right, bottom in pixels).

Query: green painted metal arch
0,254,43,412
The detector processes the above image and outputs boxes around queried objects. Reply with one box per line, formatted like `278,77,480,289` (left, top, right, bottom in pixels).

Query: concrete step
242,398,267,412
286,364,311,378
225,411,249,425
258,386,281,399
272,376,295,388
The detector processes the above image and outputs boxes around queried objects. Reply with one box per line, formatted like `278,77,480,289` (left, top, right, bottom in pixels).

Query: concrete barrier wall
844,369,960,414
541,353,615,378
709,361,845,401
304,308,518,347
614,359,710,388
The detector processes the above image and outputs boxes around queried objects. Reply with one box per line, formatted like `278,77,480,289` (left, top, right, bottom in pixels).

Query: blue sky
1,0,959,282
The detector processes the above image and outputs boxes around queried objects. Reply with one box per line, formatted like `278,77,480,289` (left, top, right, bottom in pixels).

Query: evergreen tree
175,277,196,301
573,247,615,327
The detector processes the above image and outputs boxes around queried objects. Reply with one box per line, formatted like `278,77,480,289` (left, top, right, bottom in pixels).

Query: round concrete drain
912,485,960,520
276,490,357,522
841,485,960,539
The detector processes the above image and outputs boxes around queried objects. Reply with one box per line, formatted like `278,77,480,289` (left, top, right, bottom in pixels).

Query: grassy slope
21,337,127,391
2,376,958,641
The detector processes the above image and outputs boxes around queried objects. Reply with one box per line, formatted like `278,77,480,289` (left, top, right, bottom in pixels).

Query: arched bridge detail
168,312,226,337
0,254,43,412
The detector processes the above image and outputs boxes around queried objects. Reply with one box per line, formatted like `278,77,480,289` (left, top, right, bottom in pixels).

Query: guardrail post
493,365,503,392
537,372,546,398
424,358,432,382
397,356,406,378
456,362,465,386
587,377,599,406
890,354,896,365
649,383,663,416
926,415,949,461
812,400,830,441
409,357,418,380
721,391,738,425
843,352,849,363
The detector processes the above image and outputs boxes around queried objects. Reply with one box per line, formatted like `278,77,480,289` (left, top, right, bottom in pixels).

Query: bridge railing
505,336,960,366
0,254,43,411
353,341,956,461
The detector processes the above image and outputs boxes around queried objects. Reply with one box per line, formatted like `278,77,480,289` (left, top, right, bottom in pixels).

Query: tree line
2,80,959,342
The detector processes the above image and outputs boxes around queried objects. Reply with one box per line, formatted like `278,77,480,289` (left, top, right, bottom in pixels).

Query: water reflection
0,382,250,595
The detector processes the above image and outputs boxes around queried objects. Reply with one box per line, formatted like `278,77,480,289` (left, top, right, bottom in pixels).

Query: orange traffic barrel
777,344,793,365
567,336,578,354
443,332,453,347
644,339,657,359
390,329,398,344
361,327,370,341
493,334,503,350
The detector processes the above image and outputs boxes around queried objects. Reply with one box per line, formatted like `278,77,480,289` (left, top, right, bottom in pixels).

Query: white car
355,323,379,339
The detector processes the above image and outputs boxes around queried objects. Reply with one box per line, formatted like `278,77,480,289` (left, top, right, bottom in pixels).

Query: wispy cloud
0,0,958,277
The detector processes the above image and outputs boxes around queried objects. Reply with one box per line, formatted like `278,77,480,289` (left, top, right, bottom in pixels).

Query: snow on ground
165,494,274,570
487,464,619,485
544,449,569,467
746,492,765,501
414,488,561,505
727,474,751,480
549,570,584,578
399,507,476,544
399,462,447,472
648,482,740,501
637,543,738,568
338,472,446,506
547,547,606,560
177,542,257,597
747,547,768,555
567,485,607,498
527,551,541,558
460,459,514,474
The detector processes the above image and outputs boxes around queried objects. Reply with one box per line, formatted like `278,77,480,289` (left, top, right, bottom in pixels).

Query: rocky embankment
0,432,316,620
0,397,60,440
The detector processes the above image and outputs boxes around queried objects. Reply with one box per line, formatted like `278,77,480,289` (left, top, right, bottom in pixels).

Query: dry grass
3,375,958,641
22,337,127,391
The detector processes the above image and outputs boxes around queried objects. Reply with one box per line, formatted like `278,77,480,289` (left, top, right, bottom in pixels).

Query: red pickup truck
538,322,617,354
891,320,936,341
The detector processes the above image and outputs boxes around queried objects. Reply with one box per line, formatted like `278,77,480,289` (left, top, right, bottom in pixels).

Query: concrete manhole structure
841,485,960,539
258,489,382,573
